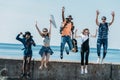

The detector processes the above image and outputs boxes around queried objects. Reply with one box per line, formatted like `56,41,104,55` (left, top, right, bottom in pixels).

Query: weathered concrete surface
0,59,120,80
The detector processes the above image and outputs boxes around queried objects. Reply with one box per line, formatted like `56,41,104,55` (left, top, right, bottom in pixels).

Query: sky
0,0,120,49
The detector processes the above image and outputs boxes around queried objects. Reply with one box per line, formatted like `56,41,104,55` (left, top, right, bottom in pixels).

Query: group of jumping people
16,7,115,78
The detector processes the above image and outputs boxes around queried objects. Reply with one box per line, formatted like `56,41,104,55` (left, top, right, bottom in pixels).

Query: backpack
60,21,74,34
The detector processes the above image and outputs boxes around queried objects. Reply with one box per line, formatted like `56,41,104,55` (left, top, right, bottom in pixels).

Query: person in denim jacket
16,31,36,78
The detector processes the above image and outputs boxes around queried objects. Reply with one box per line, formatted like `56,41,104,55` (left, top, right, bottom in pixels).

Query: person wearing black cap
16,31,36,78
60,7,75,59
96,10,115,64
35,20,53,70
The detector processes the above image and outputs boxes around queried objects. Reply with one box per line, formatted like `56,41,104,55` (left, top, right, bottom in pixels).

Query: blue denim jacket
16,34,36,56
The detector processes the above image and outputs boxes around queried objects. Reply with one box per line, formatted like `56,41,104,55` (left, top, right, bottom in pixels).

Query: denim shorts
39,46,53,57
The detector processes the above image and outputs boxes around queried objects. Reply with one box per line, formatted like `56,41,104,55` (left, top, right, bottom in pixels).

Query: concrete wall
0,59,120,80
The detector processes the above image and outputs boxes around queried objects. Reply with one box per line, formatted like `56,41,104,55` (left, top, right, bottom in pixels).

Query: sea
0,43,120,64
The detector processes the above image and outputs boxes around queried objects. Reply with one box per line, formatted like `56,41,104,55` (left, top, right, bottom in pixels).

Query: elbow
33,44,36,46
16,36,19,40
16,34,21,40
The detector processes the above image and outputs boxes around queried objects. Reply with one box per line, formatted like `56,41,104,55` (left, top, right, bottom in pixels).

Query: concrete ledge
0,59,120,80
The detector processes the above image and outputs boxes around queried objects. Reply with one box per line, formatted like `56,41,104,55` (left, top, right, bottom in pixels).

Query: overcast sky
0,0,120,49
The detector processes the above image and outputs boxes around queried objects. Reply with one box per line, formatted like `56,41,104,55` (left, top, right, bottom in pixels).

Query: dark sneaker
65,47,69,55
26,73,30,79
20,73,26,78
60,54,63,59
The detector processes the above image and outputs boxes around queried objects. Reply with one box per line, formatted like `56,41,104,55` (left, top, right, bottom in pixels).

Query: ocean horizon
0,43,120,64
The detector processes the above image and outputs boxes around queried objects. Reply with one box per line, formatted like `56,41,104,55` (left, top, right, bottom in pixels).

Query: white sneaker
85,68,88,74
101,59,104,64
81,68,84,74
97,58,101,64
44,63,48,68
39,66,43,70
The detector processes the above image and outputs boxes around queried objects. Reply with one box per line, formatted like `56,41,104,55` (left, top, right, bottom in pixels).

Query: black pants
81,46,89,65
23,56,31,74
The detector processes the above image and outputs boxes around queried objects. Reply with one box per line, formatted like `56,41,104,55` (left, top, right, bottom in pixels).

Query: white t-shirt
80,33,89,44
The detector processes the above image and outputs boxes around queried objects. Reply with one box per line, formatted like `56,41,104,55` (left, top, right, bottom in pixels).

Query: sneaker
97,57,100,64
39,66,43,70
81,68,84,74
60,54,63,59
44,63,48,68
20,73,26,78
26,73,30,79
85,68,88,74
101,59,104,64
65,47,69,55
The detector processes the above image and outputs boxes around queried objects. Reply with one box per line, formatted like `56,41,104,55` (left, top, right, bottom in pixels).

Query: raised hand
109,11,115,26
62,6,65,12
96,10,100,15
20,32,23,35
35,21,38,27
111,11,115,17
50,19,52,23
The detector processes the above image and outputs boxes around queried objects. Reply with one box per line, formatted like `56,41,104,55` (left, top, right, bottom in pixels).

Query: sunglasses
43,31,48,32
102,18,106,20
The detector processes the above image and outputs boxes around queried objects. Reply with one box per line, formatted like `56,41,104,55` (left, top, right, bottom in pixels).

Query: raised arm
75,29,81,38
16,32,23,42
35,21,43,37
96,10,100,26
49,20,52,37
109,11,115,26
91,29,97,38
62,6,65,22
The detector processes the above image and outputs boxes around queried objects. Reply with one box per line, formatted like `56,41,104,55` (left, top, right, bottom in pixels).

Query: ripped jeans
97,39,108,59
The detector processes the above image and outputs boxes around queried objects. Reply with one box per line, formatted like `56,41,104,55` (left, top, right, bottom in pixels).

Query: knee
41,56,45,60
104,49,107,52
28,61,31,65
103,50,107,54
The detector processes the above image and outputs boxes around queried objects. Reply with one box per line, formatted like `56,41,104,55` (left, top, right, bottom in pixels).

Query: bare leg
39,53,45,70
44,53,50,68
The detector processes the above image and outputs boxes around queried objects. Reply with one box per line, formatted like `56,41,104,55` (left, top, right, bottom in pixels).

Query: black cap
68,15,73,20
